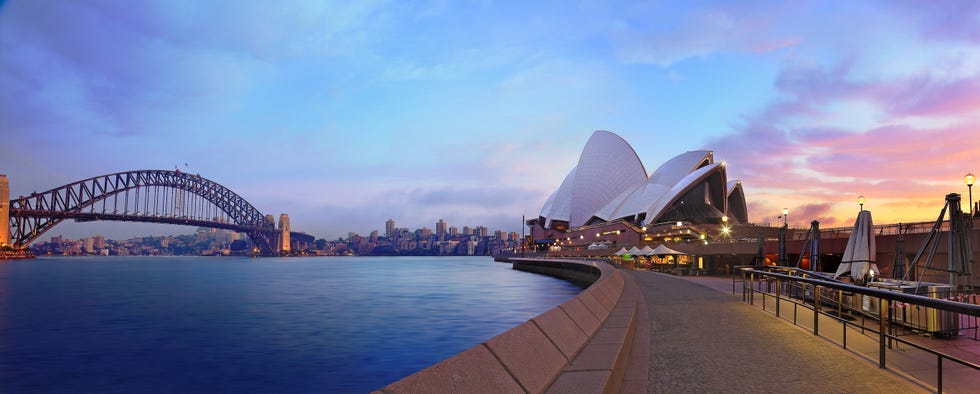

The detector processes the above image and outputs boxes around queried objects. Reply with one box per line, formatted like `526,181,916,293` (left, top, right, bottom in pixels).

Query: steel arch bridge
8,170,279,254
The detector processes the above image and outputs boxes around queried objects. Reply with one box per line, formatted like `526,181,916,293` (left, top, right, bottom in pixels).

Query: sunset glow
1,1,978,239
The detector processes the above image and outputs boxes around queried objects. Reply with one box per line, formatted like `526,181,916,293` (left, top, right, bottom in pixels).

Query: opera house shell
536,130,747,232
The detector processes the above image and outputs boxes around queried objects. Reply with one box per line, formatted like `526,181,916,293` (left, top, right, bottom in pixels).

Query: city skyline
2,1,979,240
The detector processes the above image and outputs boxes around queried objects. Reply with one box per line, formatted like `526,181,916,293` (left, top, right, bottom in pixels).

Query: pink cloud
751,37,802,53
708,57,980,226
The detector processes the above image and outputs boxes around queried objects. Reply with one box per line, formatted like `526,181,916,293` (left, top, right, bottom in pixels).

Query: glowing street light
782,208,789,227
858,195,865,211
966,173,976,216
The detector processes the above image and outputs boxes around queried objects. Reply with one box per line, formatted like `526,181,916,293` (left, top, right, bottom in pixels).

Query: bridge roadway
629,270,924,393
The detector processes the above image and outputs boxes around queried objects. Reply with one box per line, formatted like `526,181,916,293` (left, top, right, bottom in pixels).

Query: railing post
879,297,887,369
776,278,781,318
843,321,847,349
937,355,943,393
838,290,843,318
813,285,820,336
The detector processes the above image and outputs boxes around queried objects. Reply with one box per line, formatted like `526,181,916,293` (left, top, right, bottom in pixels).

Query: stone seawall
374,258,646,393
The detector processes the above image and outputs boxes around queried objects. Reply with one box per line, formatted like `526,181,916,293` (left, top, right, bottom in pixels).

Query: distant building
385,219,396,238
0,174,8,246
279,213,291,253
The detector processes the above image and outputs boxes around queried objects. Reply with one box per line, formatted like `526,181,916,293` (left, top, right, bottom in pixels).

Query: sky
1,1,979,241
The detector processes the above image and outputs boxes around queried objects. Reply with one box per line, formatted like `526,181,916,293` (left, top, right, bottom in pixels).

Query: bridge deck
628,271,925,392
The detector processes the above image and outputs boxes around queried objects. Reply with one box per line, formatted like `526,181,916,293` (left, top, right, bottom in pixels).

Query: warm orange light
966,173,976,187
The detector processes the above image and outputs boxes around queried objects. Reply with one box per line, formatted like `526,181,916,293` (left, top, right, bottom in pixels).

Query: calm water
0,256,580,393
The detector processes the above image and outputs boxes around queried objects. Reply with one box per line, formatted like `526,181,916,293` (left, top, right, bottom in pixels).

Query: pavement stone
628,270,924,393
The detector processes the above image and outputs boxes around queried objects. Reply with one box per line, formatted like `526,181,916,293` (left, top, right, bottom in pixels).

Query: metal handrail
743,267,980,317
740,267,980,393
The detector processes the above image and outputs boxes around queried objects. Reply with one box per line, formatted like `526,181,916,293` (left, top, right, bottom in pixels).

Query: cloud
609,3,800,67
708,45,980,227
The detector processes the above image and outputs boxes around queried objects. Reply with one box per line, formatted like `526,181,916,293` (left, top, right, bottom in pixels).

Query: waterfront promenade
629,270,922,392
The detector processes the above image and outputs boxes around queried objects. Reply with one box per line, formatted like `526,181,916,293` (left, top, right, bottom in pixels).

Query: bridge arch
8,170,278,254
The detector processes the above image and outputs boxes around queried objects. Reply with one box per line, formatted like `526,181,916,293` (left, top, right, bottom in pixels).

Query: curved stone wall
374,258,643,393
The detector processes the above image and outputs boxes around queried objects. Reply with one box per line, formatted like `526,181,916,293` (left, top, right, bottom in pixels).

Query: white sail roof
536,131,747,230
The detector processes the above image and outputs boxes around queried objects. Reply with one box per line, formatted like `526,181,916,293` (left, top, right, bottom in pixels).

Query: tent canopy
650,244,686,256
614,247,629,256
627,246,643,255
639,245,655,256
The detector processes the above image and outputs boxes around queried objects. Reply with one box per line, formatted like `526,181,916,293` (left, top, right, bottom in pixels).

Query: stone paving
629,270,924,393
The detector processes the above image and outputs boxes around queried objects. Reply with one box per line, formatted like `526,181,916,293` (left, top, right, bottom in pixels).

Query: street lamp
966,173,975,216
858,195,865,212
782,208,788,227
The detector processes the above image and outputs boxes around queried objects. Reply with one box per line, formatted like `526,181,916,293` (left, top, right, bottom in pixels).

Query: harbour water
0,256,580,393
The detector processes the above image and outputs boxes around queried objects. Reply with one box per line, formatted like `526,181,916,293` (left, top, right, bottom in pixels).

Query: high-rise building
278,213,291,253
385,219,396,238
0,174,9,247
463,226,472,235
476,226,488,237
449,226,458,236
436,219,447,236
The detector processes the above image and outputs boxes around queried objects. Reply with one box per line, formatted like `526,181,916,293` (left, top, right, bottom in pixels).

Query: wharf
630,271,920,392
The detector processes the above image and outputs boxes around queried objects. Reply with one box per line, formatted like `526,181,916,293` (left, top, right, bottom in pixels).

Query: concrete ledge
377,258,638,394
376,344,524,393
547,274,640,394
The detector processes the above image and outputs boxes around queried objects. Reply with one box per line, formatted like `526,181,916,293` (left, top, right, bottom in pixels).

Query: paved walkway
628,270,924,393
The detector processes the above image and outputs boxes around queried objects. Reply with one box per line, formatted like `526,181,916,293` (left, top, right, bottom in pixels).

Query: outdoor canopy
614,247,629,256
650,244,686,256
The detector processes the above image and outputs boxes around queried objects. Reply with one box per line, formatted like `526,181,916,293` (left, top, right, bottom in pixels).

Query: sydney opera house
528,130,748,248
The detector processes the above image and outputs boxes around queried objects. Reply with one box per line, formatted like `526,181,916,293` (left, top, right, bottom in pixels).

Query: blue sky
2,1,979,240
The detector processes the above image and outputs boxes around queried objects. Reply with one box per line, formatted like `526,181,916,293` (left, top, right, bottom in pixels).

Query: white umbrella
627,246,643,255
650,244,686,256
639,245,655,256
613,247,629,256
834,210,880,282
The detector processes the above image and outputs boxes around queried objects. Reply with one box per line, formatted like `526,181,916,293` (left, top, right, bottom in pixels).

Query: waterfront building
0,174,8,247
279,213,291,253
529,130,748,249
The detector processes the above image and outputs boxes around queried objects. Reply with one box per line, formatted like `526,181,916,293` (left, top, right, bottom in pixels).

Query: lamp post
782,208,788,227
858,195,865,212
966,173,975,216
